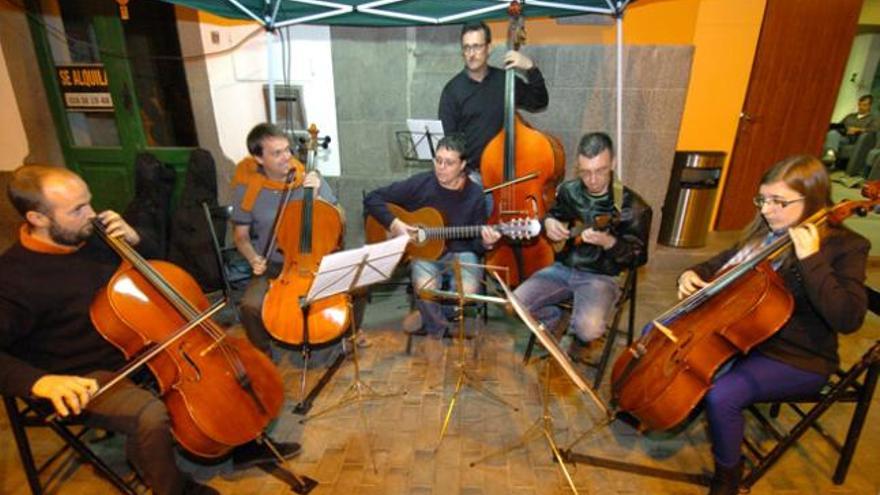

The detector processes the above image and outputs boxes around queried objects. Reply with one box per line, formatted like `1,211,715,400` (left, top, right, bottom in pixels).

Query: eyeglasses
434,157,461,168
462,43,486,54
752,195,805,209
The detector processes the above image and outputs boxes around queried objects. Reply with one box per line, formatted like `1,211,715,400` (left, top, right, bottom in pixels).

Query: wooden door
26,0,196,211
715,0,863,230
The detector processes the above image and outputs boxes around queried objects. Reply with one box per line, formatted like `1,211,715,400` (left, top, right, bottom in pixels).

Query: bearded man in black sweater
0,165,294,495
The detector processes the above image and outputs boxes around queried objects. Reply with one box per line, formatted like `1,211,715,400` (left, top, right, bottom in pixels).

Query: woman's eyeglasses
752,196,805,209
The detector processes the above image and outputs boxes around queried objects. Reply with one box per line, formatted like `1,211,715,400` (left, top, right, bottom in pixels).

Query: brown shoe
567,337,596,365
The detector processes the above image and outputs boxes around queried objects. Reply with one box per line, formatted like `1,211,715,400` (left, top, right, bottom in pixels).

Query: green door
26,0,197,212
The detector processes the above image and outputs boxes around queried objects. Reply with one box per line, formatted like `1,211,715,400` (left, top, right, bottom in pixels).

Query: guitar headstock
499,217,542,240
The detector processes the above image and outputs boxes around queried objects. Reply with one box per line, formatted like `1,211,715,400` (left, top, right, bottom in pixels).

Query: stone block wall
330,25,693,260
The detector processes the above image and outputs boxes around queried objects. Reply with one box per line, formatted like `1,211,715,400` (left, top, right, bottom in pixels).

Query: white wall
198,22,341,176
0,37,29,171
832,33,880,121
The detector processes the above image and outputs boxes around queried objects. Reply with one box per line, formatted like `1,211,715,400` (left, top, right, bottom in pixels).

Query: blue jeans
705,352,826,467
513,262,620,343
412,251,482,336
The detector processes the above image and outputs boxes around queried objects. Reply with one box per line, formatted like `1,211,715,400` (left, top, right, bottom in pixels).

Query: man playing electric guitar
363,136,501,338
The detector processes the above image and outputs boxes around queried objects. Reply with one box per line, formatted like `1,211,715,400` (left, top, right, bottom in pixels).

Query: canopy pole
268,30,277,124
615,4,623,181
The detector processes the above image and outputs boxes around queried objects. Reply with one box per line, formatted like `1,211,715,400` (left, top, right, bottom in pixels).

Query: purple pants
705,352,827,467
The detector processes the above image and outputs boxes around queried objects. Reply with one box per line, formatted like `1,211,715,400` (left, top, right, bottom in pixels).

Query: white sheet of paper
306,235,409,302
406,119,444,160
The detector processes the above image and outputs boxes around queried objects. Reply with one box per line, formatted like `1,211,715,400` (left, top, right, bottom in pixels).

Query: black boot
708,460,742,495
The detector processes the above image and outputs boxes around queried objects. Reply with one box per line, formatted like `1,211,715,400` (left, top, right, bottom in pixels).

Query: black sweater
363,171,487,255
438,66,549,170
688,227,870,376
0,235,138,398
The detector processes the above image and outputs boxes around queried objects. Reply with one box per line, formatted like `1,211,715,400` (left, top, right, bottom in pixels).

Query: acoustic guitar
364,203,541,261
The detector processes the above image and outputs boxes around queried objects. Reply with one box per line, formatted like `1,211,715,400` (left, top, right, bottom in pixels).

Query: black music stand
395,118,444,164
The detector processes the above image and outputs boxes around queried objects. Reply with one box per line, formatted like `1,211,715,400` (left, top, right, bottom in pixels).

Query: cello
89,219,284,458
480,0,565,287
611,184,880,432
261,124,350,346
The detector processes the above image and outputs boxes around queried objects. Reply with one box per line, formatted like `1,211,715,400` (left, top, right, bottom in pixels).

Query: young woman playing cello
677,155,870,495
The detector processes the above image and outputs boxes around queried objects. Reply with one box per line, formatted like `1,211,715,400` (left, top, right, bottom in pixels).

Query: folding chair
202,202,252,300
740,285,880,490
521,266,639,389
404,280,490,355
3,395,139,495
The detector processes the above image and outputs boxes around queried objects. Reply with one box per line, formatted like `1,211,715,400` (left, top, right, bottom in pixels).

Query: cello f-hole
178,347,202,381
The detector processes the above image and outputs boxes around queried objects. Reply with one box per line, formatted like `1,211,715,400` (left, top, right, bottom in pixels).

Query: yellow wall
486,0,700,46
860,0,880,24
486,0,767,229
486,0,766,156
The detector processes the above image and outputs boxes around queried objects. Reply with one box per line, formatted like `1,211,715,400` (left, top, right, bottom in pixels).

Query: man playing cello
232,123,340,358
0,165,220,494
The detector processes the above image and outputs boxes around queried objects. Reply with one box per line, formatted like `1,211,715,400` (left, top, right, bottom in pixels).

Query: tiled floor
2,230,878,495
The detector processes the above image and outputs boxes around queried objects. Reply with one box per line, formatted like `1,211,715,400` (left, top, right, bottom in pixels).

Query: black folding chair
202,202,252,301
521,266,639,389
740,285,880,489
3,395,139,495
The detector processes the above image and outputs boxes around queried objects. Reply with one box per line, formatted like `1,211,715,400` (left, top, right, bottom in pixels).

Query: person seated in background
513,132,651,362
821,94,877,167
363,135,500,338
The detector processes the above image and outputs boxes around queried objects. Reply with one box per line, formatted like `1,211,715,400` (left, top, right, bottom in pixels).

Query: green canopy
161,0,633,28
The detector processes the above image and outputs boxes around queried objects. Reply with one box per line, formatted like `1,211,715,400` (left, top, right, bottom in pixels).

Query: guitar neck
422,224,491,241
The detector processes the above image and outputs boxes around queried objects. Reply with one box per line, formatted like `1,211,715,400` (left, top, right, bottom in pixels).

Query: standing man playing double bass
232,123,340,359
513,133,651,361
438,21,549,185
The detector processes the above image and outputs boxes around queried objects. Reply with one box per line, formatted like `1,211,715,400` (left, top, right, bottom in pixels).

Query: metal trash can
658,151,724,248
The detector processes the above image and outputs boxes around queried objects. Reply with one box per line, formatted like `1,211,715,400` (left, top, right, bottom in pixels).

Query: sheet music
406,119,444,160
306,235,409,302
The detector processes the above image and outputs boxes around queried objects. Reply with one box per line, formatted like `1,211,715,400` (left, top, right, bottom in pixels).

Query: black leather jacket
547,179,651,276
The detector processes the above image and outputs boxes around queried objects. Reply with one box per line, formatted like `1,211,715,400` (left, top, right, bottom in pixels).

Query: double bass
89,219,284,458
480,0,565,286
261,124,350,346
611,184,880,432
